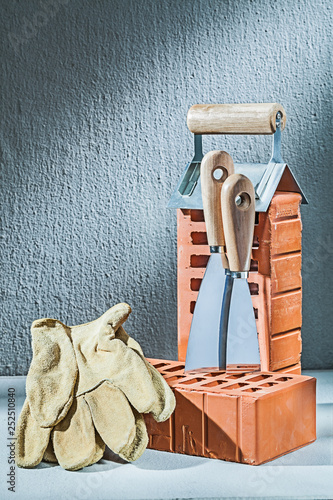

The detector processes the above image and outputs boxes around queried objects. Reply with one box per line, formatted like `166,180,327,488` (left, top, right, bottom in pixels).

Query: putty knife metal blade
185,252,226,372
185,151,234,373
226,276,260,366
221,173,261,372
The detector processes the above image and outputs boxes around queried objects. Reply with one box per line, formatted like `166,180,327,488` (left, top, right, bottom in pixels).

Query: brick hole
260,382,278,387
181,209,191,217
191,232,208,245
202,371,226,377
254,212,259,225
202,380,225,388
180,377,205,385
164,365,185,373
250,259,258,272
243,387,262,392
226,383,249,389
225,373,246,379
190,278,202,291
249,374,271,382
165,375,185,382
252,235,259,248
191,210,205,222
190,301,196,314
233,366,257,370
254,308,258,319
153,363,168,369
249,283,259,295
274,214,299,222
276,377,293,382
190,255,209,268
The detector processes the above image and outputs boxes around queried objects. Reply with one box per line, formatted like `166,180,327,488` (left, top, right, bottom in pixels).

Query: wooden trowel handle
201,151,234,250
221,174,255,273
187,103,286,135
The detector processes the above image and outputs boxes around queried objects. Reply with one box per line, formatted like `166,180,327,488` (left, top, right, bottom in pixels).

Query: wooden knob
187,103,286,135
201,151,234,250
221,174,255,272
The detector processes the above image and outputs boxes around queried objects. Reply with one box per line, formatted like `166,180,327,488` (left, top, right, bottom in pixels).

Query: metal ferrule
230,271,249,279
225,269,231,276
210,246,223,254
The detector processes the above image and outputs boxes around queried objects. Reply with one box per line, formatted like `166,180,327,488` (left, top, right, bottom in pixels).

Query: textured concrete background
0,0,332,375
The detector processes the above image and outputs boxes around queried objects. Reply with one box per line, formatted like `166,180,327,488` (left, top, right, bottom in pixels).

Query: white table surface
0,370,332,500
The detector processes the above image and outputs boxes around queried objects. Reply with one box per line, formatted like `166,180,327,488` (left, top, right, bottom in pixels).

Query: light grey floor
0,371,332,500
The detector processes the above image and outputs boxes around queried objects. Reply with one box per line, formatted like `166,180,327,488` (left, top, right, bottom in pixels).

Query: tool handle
201,151,234,250
187,103,286,135
221,174,255,272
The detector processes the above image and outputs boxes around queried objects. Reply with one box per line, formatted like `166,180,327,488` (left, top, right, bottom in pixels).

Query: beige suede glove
16,303,175,470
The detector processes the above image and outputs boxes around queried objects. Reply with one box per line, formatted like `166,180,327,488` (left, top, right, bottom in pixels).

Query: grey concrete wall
1,0,332,375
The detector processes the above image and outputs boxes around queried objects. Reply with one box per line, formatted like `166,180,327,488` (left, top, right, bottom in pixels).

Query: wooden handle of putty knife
201,151,234,254
221,174,255,273
187,103,286,135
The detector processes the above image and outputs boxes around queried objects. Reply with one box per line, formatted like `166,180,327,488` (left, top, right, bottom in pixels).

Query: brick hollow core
177,191,303,374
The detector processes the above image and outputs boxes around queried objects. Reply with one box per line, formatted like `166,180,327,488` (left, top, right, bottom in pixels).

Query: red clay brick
271,219,302,255
177,192,303,373
145,359,316,465
270,330,302,371
268,191,301,220
271,254,302,294
147,416,173,452
276,363,302,375
271,290,302,334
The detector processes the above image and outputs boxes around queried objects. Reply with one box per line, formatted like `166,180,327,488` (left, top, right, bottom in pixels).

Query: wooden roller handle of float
201,151,234,255
221,174,255,273
187,103,286,135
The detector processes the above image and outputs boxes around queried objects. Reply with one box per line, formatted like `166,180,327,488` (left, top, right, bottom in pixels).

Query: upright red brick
177,192,303,374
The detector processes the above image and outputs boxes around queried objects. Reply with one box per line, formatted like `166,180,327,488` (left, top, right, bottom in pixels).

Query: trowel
168,103,307,213
184,150,234,373
221,173,261,372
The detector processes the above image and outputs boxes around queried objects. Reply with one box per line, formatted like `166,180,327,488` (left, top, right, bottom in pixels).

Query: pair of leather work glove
15,303,176,470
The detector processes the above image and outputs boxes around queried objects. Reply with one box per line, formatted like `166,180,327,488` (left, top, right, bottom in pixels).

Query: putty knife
221,173,261,372
185,151,234,373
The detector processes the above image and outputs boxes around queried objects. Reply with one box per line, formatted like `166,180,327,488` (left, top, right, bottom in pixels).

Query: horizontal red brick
270,330,302,371
271,290,302,334
145,359,316,465
271,219,302,255
268,192,302,221
271,253,302,294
